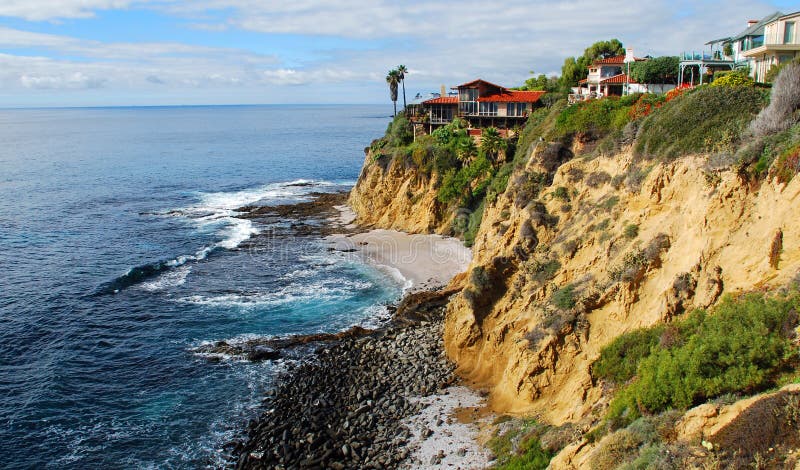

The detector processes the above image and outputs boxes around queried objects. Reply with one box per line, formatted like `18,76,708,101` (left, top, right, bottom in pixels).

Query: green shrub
486,162,514,201
553,186,570,201
598,195,619,211
463,200,485,247
624,223,639,239
593,327,664,384
634,85,767,160
495,438,553,470
551,97,634,142
488,419,556,470
514,105,565,163
525,258,562,283
386,114,414,147
551,283,577,309
710,70,753,88
605,293,800,427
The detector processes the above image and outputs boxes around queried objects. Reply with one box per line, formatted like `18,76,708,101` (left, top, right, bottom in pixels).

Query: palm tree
386,69,400,117
396,65,408,111
456,137,477,164
480,127,506,165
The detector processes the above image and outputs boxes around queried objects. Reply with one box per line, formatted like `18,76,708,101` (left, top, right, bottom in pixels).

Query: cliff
349,75,800,467
443,148,800,420
348,151,452,234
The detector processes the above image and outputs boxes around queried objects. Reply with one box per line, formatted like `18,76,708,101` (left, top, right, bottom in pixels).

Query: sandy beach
326,229,472,292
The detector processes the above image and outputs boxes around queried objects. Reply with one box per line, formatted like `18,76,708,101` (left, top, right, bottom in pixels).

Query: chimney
441,84,446,97
747,19,758,27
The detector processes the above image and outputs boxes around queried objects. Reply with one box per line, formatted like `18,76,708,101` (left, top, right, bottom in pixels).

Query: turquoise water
0,105,399,467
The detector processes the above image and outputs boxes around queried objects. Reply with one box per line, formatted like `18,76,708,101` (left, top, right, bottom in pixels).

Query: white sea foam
139,266,191,291
176,278,374,308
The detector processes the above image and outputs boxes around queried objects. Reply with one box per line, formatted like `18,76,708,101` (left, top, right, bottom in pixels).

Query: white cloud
0,0,790,104
0,0,146,21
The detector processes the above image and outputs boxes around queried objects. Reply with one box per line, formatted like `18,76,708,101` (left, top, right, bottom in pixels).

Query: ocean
0,105,400,468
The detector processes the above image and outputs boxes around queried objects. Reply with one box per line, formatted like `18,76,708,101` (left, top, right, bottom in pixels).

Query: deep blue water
0,105,397,468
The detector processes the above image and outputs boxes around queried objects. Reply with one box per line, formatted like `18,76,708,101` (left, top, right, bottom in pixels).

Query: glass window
785,22,796,44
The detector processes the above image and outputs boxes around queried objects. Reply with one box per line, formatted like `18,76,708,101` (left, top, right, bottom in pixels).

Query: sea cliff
349,71,800,468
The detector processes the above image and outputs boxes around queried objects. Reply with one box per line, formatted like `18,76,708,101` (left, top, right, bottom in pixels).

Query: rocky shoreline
229,301,463,469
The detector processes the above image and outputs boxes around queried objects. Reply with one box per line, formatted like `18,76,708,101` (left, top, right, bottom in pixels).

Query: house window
479,102,497,116
785,22,796,44
459,88,478,115
507,103,527,117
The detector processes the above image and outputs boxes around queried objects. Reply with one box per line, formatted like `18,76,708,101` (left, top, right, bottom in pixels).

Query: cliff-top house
742,10,800,81
412,79,545,134
570,54,675,103
680,10,799,84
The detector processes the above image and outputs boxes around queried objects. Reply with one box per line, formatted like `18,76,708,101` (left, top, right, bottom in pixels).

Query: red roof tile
477,90,546,103
422,96,458,105
453,78,507,91
599,73,639,84
578,78,588,84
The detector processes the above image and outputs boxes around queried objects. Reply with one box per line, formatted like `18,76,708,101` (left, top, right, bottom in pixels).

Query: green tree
559,39,625,90
522,72,560,92
456,137,478,164
396,65,409,111
386,69,400,116
628,56,680,92
480,127,506,164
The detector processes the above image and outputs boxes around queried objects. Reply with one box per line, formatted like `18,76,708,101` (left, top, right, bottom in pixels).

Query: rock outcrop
348,151,452,234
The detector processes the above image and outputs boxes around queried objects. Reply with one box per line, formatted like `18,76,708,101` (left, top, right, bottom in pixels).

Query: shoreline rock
230,306,460,469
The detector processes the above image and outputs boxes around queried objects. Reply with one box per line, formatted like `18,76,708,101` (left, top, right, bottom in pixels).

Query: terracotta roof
453,78,507,91
478,90,546,103
578,78,588,84
592,55,645,65
422,96,458,105
599,73,639,84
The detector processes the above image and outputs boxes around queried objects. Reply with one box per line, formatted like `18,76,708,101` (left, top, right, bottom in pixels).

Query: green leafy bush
495,438,553,470
634,86,767,160
710,70,753,88
551,283,577,309
551,97,633,141
624,223,639,239
386,114,414,147
603,292,800,427
593,327,664,384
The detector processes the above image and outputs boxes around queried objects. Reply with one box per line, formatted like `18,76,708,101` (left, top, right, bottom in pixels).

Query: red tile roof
422,96,458,105
478,90,546,103
578,78,588,84
592,55,645,65
599,73,639,84
453,78,507,91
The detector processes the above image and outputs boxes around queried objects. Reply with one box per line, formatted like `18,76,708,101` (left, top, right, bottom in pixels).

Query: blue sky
0,0,796,107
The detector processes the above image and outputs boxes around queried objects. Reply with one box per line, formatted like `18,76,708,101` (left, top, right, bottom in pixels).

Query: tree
521,71,560,92
628,56,680,93
559,39,625,90
386,69,400,116
456,136,477,164
480,127,506,165
396,65,408,110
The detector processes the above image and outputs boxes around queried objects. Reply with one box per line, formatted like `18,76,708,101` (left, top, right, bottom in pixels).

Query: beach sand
326,229,472,292
401,386,495,469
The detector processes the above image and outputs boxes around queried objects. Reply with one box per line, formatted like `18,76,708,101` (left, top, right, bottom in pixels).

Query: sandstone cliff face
444,146,800,423
349,142,800,433
348,151,452,234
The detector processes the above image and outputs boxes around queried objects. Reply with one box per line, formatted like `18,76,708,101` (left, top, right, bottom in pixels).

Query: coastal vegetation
594,291,800,431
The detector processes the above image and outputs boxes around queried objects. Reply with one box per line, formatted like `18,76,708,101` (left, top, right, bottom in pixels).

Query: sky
0,0,796,107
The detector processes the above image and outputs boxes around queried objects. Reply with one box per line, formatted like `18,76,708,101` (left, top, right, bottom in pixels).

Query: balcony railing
681,51,732,61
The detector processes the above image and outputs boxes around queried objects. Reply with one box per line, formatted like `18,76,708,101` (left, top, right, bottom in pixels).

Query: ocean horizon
0,104,403,467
